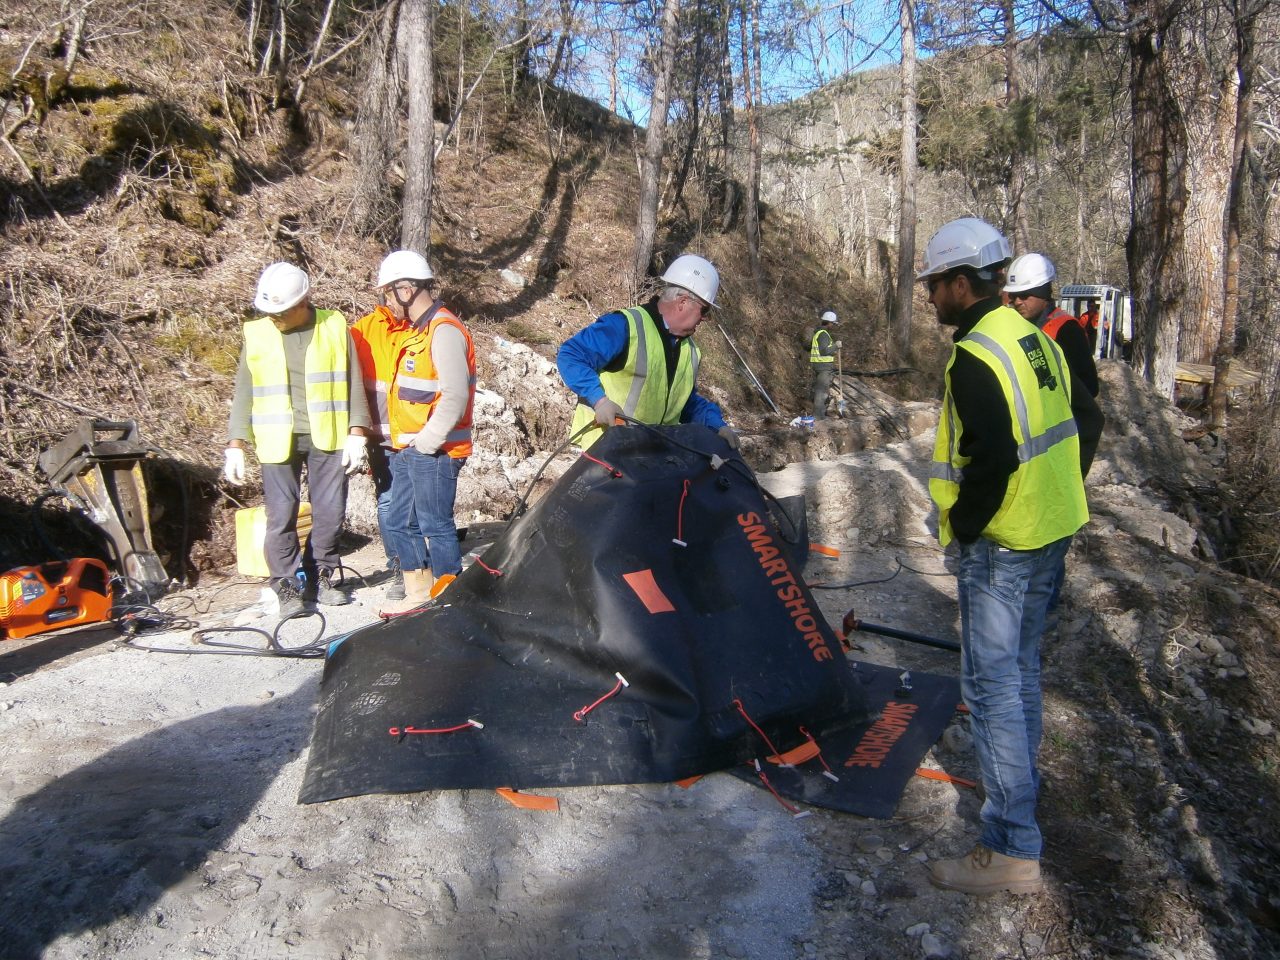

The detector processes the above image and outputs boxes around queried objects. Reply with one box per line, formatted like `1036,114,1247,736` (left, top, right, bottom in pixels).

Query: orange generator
0,559,113,640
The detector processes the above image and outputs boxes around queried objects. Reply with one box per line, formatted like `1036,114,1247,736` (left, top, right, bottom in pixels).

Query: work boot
315,568,350,606
272,575,304,619
928,845,1043,896
384,556,405,601
379,568,432,616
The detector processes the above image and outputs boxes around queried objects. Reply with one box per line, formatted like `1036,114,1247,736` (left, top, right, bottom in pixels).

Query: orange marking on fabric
622,569,676,614
495,787,560,811
914,768,977,789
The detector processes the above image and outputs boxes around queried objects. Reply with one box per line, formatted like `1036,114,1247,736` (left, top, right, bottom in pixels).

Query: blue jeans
369,444,419,563
956,534,1072,861
385,448,465,577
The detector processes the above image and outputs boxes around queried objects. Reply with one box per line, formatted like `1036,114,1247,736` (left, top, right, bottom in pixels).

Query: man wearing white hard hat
809,309,840,420
377,251,476,614
556,253,736,450
350,250,433,603
225,262,371,618
916,218,1102,897
1003,253,1098,397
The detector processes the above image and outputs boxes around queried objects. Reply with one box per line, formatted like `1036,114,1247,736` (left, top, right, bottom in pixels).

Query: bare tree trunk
1127,3,1186,399
350,0,403,235
1075,118,1087,280
739,0,763,292
891,0,918,364
671,0,708,211
717,0,736,231
1209,6,1258,430
633,0,682,286
1004,0,1030,250
400,0,435,252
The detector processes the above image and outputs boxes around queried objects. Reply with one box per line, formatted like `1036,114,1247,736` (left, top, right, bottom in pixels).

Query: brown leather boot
927,844,1043,895
379,568,433,616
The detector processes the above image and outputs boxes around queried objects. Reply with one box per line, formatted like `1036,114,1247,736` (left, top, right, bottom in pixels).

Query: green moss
155,315,239,376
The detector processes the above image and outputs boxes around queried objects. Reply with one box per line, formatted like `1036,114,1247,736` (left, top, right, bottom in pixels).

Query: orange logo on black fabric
843,701,918,768
737,512,834,662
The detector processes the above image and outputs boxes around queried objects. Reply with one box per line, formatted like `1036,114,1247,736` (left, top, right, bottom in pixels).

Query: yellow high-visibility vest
569,306,698,449
810,329,835,363
929,305,1088,549
244,309,349,463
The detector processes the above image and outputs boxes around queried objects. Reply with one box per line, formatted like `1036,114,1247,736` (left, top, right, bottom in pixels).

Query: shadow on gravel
0,687,312,959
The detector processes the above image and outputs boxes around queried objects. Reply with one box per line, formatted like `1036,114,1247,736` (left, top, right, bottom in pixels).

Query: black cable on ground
121,610,333,658
810,560,905,591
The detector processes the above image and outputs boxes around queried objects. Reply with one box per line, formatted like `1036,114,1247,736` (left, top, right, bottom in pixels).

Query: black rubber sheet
729,660,962,819
300,425,918,807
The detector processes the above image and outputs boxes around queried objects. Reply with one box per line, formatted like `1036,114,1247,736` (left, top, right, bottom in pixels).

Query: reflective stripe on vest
929,305,1088,549
569,306,698,449
387,308,476,458
244,309,349,463
810,329,834,363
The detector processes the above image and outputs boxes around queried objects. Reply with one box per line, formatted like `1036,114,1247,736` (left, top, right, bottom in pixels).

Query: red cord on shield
389,719,484,737
580,452,622,478
573,672,630,722
798,725,840,782
475,557,503,577
673,478,691,547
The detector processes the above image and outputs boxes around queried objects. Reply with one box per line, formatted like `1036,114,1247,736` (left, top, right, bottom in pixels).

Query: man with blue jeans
379,253,476,614
917,219,1102,896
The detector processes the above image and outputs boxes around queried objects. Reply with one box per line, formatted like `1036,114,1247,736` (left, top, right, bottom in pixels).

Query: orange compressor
0,558,113,640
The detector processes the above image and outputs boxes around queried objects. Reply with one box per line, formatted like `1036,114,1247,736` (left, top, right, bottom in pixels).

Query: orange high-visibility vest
1040,307,1076,342
350,305,411,442
388,307,476,458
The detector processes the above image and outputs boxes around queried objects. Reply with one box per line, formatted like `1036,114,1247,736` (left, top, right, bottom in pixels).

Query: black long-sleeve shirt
946,297,1103,544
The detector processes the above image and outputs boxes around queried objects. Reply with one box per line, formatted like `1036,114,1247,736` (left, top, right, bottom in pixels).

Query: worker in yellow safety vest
809,309,840,420
224,262,372,618
556,253,738,451
916,218,1102,898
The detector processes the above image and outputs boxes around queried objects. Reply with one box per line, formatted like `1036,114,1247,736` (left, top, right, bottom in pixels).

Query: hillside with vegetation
3,4,1280,957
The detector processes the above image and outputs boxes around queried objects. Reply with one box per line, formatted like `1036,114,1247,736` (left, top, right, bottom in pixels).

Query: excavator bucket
37,419,168,595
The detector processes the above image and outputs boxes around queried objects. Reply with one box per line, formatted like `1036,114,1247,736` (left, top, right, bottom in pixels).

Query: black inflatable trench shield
300,425,875,804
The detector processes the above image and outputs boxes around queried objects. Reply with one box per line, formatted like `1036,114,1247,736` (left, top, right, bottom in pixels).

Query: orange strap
914,768,977,789
766,740,821,766
810,543,840,558
495,787,560,811
674,776,703,789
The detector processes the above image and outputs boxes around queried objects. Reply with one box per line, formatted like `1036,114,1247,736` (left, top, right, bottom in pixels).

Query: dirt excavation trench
2,360,1278,960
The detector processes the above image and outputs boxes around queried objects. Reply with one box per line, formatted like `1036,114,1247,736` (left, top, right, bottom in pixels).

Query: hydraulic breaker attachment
37,418,168,596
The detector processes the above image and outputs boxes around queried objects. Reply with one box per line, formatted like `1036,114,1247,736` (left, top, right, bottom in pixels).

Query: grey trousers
261,434,347,581
811,364,835,419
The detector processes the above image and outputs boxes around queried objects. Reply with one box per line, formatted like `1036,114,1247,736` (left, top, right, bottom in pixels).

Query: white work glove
835,340,842,349
223,447,246,485
718,426,740,450
341,434,368,475
593,397,624,428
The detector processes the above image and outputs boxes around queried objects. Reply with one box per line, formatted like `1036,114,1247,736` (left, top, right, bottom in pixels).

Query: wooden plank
1174,362,1261,389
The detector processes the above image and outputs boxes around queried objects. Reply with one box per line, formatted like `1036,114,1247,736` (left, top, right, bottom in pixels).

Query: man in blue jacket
556,254,737,450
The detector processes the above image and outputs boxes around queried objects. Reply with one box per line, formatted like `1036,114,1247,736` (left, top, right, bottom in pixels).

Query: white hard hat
377,249,434,288
254,262,310,313
661,254,719,307
821,310,838,324
1003,253,1056,293
916,218,1011,281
